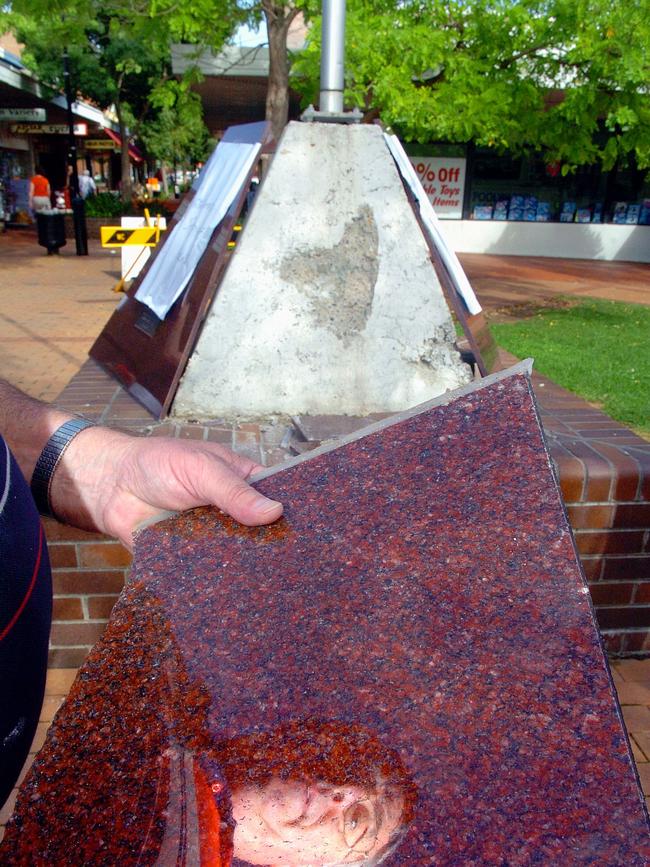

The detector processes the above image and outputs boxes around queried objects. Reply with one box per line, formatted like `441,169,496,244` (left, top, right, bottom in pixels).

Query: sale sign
408,156,467,219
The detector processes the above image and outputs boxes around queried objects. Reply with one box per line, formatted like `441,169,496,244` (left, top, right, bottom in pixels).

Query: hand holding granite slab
3,365,649,865
48,429,283,549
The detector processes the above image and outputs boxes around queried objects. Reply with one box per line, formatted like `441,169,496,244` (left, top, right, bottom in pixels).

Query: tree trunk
116,104,133,203
263,3,299,143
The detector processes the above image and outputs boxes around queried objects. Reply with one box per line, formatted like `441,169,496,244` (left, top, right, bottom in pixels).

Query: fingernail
254,495,282,515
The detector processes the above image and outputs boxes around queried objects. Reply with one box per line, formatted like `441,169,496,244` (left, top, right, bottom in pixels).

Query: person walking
28,168,51,213
78,169,96,199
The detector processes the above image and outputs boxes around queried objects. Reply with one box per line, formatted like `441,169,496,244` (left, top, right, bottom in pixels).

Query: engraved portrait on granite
4,369,649,865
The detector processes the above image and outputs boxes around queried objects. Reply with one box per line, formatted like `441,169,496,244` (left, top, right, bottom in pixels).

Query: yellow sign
100,226,165,247
86,139,119,151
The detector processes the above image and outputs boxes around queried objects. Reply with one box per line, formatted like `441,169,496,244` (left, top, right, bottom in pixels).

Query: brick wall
539,379,650,655
46,360,650,666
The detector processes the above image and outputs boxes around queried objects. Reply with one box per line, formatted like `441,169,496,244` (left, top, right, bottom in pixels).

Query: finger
213,474,283,526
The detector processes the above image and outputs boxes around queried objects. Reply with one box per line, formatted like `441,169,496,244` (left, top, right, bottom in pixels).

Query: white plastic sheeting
134,140,261,319
384,133,482,316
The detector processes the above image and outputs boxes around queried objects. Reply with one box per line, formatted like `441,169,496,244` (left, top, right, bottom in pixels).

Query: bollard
71,195,88,256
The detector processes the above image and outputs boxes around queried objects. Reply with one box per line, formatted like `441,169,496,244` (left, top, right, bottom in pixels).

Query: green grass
489,297,650,437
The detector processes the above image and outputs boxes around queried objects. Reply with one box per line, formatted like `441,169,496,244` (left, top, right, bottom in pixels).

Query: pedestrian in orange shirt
28,168,51,213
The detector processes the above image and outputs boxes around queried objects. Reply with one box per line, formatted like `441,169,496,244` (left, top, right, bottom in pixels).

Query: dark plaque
89,122,273,419
4,365,649,864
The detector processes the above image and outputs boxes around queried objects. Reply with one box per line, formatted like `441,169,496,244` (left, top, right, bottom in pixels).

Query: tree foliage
5,0,216,198
293,0,650,171
140,79,211,170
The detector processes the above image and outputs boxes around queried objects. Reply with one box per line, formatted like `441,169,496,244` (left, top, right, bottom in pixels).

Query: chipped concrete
172,122,471,418
280,205,379,344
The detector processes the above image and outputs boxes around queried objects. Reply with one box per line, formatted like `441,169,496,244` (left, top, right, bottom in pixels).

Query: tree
5,0,222,199
163,0,319,142
260,2,318,140
139,79,211,188
292,0,650,172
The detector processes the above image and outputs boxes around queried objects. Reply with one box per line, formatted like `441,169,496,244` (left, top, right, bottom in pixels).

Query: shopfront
405,143,650,262
0,41,118,223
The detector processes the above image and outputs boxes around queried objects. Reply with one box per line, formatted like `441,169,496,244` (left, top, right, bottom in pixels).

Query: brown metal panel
89,121,274,418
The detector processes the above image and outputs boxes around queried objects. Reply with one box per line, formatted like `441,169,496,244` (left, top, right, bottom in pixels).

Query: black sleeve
0,435,52,806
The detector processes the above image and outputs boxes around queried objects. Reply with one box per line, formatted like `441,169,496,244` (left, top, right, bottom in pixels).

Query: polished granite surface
4,368,649,865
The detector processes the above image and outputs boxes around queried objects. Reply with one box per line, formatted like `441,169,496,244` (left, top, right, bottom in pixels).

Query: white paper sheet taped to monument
384,133,482,317
134,140,261,320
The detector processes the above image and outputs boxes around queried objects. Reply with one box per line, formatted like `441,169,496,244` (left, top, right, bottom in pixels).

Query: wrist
30,419,97,519
47,424,133,535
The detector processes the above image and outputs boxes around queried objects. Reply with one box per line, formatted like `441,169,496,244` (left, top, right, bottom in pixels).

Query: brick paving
1,228,650,839
459,253,650,314
0,229,121,401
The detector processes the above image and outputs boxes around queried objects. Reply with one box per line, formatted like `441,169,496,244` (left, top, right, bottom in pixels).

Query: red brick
579,557,603,581
43,520,109,543
567,505,615,531
624,632,650,654
575,530,645,556
600,632,624,654
177,425,206,440
622,705,650,732
551,451,585,502
87,595,120,619
264,447,290,468
206,428,234,444
47,543,78,568
77,542,132,568
50,622,108,646
52,597,84,620
562,439,613,501
611,504,650,529
596,606,650,630
639,452,650,501
602,556,650,582
48,647,90,668
632,583,650,605
594,442,642,501
148,423,176,438
233,431,263,462
52,569,126,594
571,420,628,431
45,669,78,693
588,582,636,606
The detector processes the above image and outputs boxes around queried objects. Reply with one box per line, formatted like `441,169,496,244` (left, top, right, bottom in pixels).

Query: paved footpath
1,228,650,836
0,229,122,400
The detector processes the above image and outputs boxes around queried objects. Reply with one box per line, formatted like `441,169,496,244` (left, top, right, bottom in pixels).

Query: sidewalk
0,230,122,400
1,228,650,835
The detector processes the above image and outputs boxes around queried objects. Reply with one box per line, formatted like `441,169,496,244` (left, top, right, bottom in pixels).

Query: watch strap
30,418,95,519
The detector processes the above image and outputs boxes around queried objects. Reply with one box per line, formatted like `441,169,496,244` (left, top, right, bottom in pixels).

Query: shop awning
104,128,143,163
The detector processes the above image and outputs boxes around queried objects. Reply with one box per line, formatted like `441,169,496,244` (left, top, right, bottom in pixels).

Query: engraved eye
343,801,373,850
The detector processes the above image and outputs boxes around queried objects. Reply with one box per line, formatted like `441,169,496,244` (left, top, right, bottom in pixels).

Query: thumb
211,474,283,526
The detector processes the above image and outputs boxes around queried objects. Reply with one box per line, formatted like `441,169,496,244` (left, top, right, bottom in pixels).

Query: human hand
49,427,283,550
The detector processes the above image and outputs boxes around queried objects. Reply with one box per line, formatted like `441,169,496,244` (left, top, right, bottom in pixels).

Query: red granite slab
4,365,649,865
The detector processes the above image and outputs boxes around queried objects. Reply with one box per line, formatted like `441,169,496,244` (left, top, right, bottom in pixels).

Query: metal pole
320,0,346,113
63,47,88,255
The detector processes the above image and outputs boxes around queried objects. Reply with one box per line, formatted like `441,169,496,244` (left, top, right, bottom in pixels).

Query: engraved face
232,776,405,866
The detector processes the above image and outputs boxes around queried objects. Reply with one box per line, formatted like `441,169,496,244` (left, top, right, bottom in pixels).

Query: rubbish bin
36,211,67,255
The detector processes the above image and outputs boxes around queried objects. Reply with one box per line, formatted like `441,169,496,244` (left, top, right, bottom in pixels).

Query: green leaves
293,0,650,171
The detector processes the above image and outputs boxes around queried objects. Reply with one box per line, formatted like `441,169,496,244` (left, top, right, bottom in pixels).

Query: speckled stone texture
4,369,649,865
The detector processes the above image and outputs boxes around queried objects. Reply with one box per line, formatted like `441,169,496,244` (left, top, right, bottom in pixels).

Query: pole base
301,105,363,124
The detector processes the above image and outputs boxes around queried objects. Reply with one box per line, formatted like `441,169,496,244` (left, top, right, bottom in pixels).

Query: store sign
0,107,47,122
86,139,119,151
9,122,88,136
408,156,467,219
